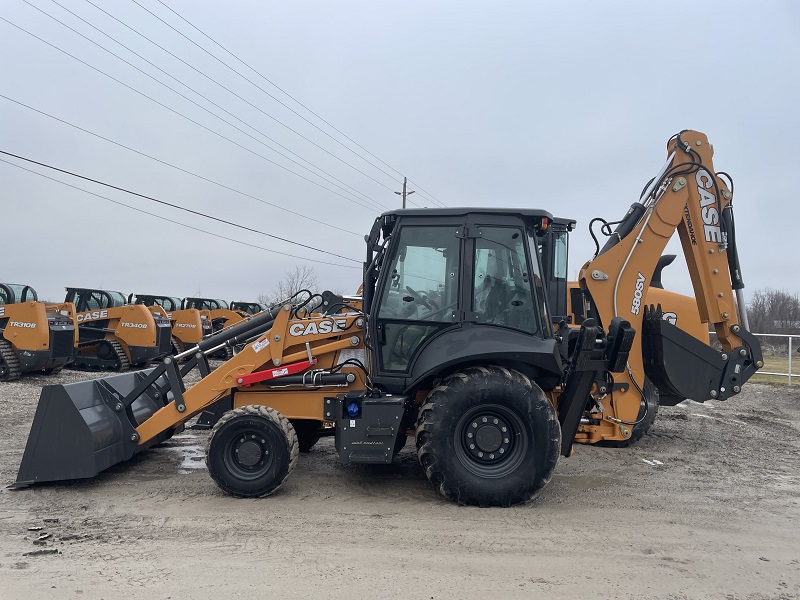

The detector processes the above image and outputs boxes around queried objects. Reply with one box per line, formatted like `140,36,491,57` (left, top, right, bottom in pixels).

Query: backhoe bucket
14,369,171,487
642,305,726,405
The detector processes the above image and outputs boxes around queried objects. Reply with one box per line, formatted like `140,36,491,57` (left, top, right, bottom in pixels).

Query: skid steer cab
66,287,172,370
183,297,250,359
15,131,761,507
231,301,270,315
130,294,212,354
0,283,76,381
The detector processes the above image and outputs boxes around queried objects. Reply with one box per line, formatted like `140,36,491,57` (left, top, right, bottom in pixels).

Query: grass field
751,353,798,384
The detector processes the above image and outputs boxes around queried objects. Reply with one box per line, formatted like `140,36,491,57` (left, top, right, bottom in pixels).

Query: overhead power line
0,158,359,268
139,0,448,208
88,0,409,205
0,16,382,213
0,150,361,264
47,0,384,210
0,94,361,236
16,2,385,212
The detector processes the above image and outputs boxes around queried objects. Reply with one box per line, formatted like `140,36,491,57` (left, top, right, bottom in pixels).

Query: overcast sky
1,0,798,305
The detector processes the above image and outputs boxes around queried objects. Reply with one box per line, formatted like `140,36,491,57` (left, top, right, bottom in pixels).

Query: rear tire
416,365,561,507
207,405,299,497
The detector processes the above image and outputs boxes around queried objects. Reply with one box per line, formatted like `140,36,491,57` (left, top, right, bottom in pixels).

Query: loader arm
135,305,365,444
576,130,761,444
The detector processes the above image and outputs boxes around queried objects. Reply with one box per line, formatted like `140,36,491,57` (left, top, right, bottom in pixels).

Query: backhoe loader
65,287,172,370
15,131,762,506
0,283,76,380
129,294,213,354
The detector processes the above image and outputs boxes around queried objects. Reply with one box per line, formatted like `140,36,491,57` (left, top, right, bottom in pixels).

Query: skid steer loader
65,288,172,370
129,294,213,354
0,283,76,380
15,131,762,506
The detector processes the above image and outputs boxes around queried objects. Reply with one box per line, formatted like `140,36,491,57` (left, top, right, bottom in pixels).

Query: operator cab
0,283,38,305
364,208,566,393
66,288,127,312
183,298,230,311
231,302,268,315
130,295,182,313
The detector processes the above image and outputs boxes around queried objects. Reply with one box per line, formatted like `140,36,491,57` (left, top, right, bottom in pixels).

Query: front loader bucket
14,369,171,487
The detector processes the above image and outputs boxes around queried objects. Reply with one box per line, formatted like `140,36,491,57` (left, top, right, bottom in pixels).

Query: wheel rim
453,404,529,478
223,430,275,480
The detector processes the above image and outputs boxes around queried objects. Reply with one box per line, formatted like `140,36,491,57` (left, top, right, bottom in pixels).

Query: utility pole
394,177,415,208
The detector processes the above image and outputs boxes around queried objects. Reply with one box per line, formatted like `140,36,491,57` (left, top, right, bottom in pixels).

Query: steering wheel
404,286,432,310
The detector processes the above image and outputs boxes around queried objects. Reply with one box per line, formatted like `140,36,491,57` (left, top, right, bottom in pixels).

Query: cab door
374,224,463,374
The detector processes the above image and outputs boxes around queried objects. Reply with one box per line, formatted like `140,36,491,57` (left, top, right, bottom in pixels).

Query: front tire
416,365,561,507
207,405,299,497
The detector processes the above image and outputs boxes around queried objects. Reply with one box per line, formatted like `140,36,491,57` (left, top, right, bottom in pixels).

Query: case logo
289,319,347,337
77,310,108,322
696,170,722,243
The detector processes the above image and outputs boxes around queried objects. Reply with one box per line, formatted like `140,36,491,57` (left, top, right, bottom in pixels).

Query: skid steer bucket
13,369,176,487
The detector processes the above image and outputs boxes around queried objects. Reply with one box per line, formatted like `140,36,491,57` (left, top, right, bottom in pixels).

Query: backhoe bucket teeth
642,305,725,405
14,369,170,487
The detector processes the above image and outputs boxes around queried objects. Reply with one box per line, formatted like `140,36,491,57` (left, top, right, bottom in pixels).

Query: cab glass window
378,226,459,322
377,226,460,372
472,227,538,334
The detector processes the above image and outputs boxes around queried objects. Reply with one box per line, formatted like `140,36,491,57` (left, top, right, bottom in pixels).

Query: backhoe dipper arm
576,130,761,441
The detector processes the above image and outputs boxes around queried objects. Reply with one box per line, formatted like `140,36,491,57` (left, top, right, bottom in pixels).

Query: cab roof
381,207,556,221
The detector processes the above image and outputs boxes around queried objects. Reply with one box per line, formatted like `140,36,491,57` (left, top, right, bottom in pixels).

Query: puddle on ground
163,440,207,474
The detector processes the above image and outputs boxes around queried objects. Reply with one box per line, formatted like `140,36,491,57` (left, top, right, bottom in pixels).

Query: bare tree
259,265,319,306
747,288,800,334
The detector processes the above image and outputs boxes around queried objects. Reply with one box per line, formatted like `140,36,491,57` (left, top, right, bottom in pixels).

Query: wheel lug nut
467,432,473,438
501,427,507,433
489,453,495,459
478,452,483,457
482,417,488,423
469,444,475,450
499,448,504,454
504,438,509,444
472,422,478,428
493,419,498,424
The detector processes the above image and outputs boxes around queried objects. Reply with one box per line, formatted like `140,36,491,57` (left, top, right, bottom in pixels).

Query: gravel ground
0,369,798,599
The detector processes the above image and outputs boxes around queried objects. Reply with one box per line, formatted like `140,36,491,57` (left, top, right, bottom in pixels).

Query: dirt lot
0,370,798,600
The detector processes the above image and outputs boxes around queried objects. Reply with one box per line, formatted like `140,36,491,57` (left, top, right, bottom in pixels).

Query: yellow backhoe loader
0,283,76,380
15,131,762,506
129,294,213,354
65,287,172,370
